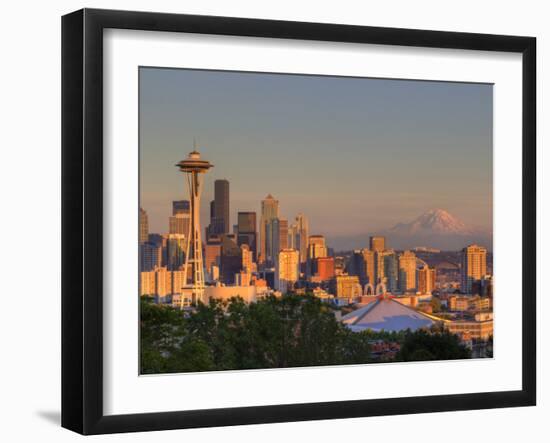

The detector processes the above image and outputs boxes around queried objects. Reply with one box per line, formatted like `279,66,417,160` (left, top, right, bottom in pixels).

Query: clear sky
139,67,493,248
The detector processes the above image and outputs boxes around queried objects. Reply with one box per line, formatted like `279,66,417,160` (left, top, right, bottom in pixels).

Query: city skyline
140,67,493,250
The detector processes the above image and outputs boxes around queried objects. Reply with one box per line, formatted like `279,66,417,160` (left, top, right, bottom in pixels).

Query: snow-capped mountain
388,209,473,235
379,209,491,250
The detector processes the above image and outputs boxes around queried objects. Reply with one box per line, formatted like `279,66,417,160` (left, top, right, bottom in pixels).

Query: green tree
396,329,471,362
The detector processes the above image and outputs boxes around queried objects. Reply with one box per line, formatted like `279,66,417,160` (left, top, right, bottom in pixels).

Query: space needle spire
176,147,213,306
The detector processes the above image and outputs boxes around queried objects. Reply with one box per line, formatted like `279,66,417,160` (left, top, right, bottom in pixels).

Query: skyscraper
398,250,417,293
461,244,487,294
139,241,162,272
294,213,309,264
361,249,376,285
139,208,148,244
369,236,385,253
204,236,222,282
214,179,230,234
275,248,299,292
315,257,335,281
259,194,279,264
417,264,436,294
278,218,288,251
237,211,257,259
307,235,328,277
172,200,190,215
307,235,328,260
377,249,398,293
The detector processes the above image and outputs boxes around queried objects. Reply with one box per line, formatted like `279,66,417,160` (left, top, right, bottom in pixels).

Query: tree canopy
140,294,472,374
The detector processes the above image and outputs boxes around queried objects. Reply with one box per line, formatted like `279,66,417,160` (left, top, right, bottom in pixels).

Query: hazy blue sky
139,67,493,246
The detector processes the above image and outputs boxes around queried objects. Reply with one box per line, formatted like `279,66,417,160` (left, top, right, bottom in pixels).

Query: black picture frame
62,8,536,435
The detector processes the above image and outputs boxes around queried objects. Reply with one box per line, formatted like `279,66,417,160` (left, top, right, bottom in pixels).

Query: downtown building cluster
139,179,492,309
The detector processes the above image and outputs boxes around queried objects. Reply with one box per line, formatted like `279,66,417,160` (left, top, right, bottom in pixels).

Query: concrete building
139,207,148,244
314,256,335,282
204,236,222,281
398,250,417,293
204,285,256,304
461,244,487,294
214,179,230,234
417,264,436,294
259,194,279,264
369,236,385,253
166,233,186,270
139,241,162,272
237,211,257,259
169,212,190,236
140,267,187,298
332,275,362,298
294,213,309,264
275,248,300,292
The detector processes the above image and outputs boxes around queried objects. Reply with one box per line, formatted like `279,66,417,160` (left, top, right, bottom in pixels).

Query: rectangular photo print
138,67,494,375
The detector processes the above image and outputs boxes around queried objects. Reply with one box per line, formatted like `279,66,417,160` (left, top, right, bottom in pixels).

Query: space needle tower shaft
176,148,213,306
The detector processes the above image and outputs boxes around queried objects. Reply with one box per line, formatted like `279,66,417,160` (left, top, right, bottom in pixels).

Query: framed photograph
62,8,536,435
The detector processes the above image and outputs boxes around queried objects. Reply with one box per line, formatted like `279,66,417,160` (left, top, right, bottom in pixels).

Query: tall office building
275,248,300,292
315,257,335,281
307,235,328,259
377,249,398,293
166,234,186,271
139,241,162,272
278,218,288,251
237,211,257,259
461,244,487,294
214,179,230,234
172,200,190,215
331,275,362,298
307,235,327,277
417,264,436,294
369,236,385,252
139,208,149,244
398,250,417,293
204,236,222,282
241,244,254,273
361,249,376,285
220,234,243,284
169,200,191,236
294,213,309,264
259,194,279,264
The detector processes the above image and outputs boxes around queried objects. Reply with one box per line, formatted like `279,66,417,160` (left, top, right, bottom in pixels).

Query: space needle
176,147,213,307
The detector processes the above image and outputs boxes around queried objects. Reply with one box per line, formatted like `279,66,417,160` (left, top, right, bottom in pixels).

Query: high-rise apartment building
275,248,299,292
278,218,288,251
139,208,148,244
417,264,436,294
369,236,386,253
461,244,487,294
398,250,417,293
